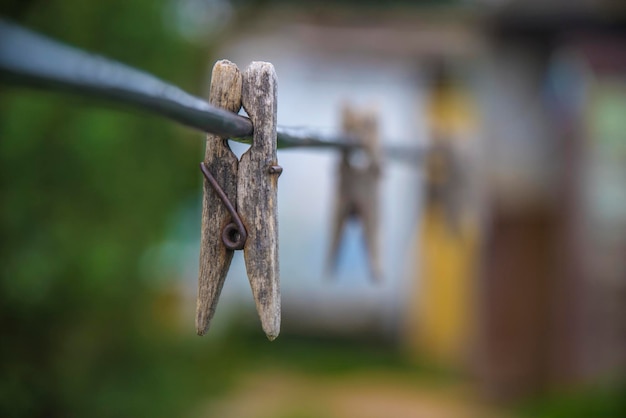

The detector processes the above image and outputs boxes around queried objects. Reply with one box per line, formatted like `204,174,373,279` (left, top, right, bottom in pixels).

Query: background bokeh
1,1,625,418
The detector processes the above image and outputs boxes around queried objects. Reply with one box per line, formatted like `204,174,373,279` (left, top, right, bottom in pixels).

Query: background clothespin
424,136,463,234
327,103,383,281
196,60,281,340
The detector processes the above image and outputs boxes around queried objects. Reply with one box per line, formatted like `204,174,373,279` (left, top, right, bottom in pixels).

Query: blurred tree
0,1,222,417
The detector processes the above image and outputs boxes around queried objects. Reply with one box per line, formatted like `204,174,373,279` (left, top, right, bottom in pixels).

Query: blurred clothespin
196,60,281,340
327,103,383,281
424,137,462,234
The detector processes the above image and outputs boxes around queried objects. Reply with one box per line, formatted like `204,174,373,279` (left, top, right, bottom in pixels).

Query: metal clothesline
0,19,422,162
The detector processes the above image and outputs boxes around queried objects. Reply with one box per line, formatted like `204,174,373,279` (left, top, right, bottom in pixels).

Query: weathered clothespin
196,60,281,340
327,103,382,281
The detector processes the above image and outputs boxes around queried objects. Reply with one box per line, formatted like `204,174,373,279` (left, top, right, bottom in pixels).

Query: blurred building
188,0,626,403
476,4,626,400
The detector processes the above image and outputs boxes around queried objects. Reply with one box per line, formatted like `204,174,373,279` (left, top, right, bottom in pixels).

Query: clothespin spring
200,162,247,251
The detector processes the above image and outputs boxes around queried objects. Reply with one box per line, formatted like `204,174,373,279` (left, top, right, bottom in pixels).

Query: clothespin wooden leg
196,60,242,336
327,161,351,275
362,183,382,281
240,62,281,340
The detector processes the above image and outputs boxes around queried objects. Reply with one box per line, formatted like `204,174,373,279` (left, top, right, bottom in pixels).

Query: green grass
215,318,460,384
517,381,626,418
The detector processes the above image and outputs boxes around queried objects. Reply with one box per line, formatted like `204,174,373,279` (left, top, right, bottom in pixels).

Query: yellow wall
405,77,480,367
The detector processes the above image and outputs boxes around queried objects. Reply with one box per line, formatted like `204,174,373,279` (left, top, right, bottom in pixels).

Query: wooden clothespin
196,60,281,340
327,103,383,281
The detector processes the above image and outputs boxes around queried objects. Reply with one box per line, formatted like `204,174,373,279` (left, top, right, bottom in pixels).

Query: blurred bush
0,1,217,417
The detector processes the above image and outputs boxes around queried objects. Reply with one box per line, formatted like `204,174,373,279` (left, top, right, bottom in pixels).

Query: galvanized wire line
0,19,422,160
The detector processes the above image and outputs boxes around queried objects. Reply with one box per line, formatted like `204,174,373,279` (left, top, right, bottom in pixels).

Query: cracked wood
196,59,242,336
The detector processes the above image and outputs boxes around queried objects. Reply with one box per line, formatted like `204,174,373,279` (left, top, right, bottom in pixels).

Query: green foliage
0,1,217,417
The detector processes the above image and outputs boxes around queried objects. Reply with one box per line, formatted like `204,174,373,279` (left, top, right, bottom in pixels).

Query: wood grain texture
240,62,281,340
328,104,382,281
196,60,242,336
